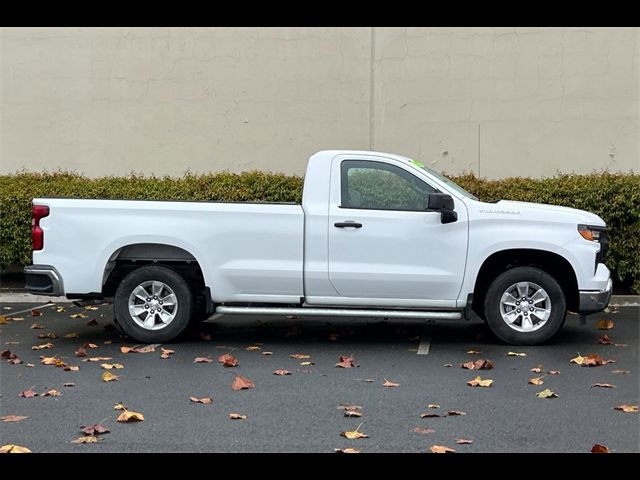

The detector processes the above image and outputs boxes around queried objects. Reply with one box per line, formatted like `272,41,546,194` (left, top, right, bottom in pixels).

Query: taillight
32,205,49,251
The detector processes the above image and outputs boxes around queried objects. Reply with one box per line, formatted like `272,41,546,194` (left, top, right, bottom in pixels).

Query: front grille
595,229,608,269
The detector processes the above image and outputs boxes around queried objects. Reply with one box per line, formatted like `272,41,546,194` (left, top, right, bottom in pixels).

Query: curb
1,291,638,306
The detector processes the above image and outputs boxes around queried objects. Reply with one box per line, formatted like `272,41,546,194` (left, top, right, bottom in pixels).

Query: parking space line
3,303,55,316
417,336,431,355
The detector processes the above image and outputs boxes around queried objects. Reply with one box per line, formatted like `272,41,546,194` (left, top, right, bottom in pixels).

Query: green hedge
1,171,638,292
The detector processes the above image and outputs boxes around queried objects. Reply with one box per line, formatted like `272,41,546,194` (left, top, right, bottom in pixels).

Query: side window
340,160,436,211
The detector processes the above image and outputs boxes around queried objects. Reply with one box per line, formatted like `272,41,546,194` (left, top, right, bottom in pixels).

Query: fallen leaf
420,413,441,418
447,410,467,416
101,371,119,382
194,357,213,363
86,357,113,362
460,359,493,370
382,378,399,388
30,323,45,329
37,332,58,339
428,404,440,409
273,369,291,376
41,355,63,366
1,415,28,423
1,350,22,364
80,424,110,436
70,313,88,319
456,438,474,444
341,424,369,439
536,388,558,398
63,383,75,387
334,448,361,453
362,379,375,383
104,340,113,345
613,405,638,413
31,342,54,350
430,445,455,453
300,361,315,366
467,376,493,387
85,306,99,311
531,365,543,373
597,319,614,330
63,365,79,371
113,403,126,410
64,333,79,339
336,355,358,368
611,369,630,374
18,387,38,398
261,351,273,356
75,347,87,358
131,345,156,353
529,376,545,385
245,345,261,351
0,316,7,324
411,427,435,434
31,309,42,317
54,306,65,313
86,319,99,326
571,353,615,367
229,413,247,420
290,353,310,359
466,349,482,355
100,363,124,370
443,363,453,368
26,363,34,367
160,347,175,359
190,397,213,404
83,343,98,349
0,444,32,453
231,375,255,391
41,389,62,397
597,334,614,345
591,383,615,389
218,353,239,367
116,409,144,422
547,370,561,375
591,444,609,453
507,351,527,357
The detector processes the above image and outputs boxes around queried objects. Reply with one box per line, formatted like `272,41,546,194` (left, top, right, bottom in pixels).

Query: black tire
484,266,566,345
113,265,194,343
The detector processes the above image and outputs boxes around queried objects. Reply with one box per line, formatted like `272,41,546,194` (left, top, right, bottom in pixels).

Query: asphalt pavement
1,302,638,453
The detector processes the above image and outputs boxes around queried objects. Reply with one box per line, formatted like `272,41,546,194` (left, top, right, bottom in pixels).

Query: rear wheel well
473,249,578,316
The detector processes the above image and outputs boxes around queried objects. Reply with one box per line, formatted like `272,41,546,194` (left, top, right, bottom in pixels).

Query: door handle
334,221,363,228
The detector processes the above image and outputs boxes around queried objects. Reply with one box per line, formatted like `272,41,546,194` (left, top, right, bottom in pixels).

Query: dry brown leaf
430,445,455,453
466,349,482,355
443,363,453,368
334,448,361,453
460,359,493,370
41,355,63,366
273,369,291,376
611,369,630,374
64,333,79,339
80,424,110,436
0,444,32,453
101,371,119,382
529,376,545,385
536,388,558,398
341,424,369,439
100,363,123,370
71,436,98,445
120,346,134,353
289,353,310,359
218,353,239,367
83,343,98,349
229,413,247,420
113,403,126,410
428,404,440,409
30,323,45,329
597,319,614,330
190,396,213,404
54,306,65,313
591,444,609,453
245,345,261,351
70,313,88,319
86,319,98,326
63,383,75,387
31,309,42,317
18,387,38,398
467,376,493,387
31,342,53,350
26,363,34,367
160,347,175,359
86,357,113,362
597,334,614,345
547,370,560,375
344,410,362,418
507,352,527,357
614,405,638,413
75,347,87,358
261,351,273,356
336,355,358,368
447,410,467,416
193,356,213,363
63,365,79,371
1,350,22,364
420,412,441,418
573,353,615,367
382,378,399,388
411,427,435,434
116,409,144,422
231,374,255,391
531,364,543,373
300,361,315,366
591,383,615,389
456,438,473,445
1,415,28,423
41,389,62,397
85,306,99,311
132,345,156,353
37,332,58,339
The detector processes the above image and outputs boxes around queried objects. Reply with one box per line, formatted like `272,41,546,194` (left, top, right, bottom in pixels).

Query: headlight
578,224,605,242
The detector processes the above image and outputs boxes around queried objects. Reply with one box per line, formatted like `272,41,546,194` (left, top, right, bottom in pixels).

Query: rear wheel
484,266,566,345
114,265,193,343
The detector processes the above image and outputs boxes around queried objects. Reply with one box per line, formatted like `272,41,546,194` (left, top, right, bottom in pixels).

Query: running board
214,306,463,320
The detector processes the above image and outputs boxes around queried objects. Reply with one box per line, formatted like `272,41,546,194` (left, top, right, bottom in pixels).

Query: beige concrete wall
1,27,638,179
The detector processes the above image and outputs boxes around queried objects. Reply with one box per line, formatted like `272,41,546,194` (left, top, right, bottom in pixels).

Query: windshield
409,159,479,201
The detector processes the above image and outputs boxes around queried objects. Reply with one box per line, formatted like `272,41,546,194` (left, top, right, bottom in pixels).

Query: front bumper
24,265,64,296
578,278,612,314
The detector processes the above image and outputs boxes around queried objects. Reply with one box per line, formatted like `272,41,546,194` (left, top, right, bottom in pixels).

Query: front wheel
484,266,566,345
114,265,193,343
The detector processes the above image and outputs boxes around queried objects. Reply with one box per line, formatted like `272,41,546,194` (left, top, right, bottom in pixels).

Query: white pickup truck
25,150,612,345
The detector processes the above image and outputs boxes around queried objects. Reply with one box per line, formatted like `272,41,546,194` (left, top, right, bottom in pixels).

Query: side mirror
426,193,458,224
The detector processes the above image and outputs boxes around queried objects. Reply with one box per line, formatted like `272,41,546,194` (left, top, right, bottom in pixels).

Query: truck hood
491,200,606,226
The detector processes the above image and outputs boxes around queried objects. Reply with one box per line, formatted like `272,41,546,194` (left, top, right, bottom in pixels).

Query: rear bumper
24,265,64,296
578,278,612,314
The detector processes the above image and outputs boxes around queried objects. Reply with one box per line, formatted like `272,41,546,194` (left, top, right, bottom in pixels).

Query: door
327,157,468,305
